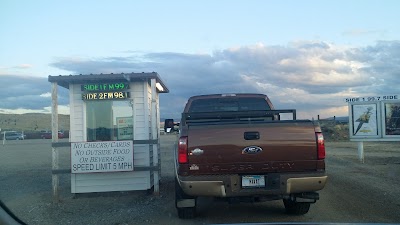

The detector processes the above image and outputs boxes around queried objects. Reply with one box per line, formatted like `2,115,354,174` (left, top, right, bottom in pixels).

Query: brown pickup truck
174,93,327,219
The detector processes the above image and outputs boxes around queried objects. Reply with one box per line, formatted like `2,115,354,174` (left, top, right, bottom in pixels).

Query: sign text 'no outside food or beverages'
71,140,133,173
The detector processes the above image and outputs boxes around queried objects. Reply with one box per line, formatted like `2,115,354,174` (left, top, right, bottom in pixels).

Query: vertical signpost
51,82,59,203
151,79,159,195
346,95,400,163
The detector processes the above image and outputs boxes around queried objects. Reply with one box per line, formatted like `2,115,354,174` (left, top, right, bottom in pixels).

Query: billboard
383,102,400,136
351,104,378,137
347,95,400,141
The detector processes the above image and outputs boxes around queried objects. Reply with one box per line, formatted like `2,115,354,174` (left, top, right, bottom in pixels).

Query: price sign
82,92,130,100
345,95,398,103
81,83,129,92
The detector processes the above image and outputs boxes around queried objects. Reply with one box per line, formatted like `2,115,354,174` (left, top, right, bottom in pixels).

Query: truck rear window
188,97,271,113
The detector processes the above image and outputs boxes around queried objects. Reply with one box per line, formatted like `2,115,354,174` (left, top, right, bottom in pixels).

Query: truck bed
179,119,322,175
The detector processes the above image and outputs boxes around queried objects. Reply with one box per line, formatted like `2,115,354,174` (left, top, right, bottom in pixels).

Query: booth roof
48,72,169,93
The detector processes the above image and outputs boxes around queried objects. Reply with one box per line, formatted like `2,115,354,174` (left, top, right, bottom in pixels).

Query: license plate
242,175,265,188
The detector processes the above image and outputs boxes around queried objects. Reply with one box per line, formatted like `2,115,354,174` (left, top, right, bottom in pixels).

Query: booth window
86,100,133,141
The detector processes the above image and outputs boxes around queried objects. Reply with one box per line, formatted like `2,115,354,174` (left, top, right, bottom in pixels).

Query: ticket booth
48,73,169,194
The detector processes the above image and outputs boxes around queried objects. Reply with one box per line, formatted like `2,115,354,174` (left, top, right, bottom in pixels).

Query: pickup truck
174,93,327,219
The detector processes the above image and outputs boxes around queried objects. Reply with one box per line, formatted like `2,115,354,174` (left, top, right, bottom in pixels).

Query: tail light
316,132,326,159
178,136,188,163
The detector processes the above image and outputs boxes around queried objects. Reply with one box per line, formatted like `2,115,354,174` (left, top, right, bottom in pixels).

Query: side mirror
164,119,174,133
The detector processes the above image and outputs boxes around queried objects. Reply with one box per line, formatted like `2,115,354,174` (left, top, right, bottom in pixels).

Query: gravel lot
1,136,400,225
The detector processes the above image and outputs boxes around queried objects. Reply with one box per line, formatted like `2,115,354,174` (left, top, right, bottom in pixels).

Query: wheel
283,199,311,215
175,178,196,219
16,138,20,140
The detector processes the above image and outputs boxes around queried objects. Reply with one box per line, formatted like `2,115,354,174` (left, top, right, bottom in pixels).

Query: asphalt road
0,137,400,225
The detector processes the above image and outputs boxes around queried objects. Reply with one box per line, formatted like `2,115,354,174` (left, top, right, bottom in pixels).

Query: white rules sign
71,140,134,173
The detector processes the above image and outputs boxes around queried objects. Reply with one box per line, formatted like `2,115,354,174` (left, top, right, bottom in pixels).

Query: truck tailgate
186,121,318,174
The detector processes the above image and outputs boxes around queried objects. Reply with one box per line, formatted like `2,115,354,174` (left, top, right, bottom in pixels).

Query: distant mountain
324,116,349,123
1,114,172,132
0,113,70,132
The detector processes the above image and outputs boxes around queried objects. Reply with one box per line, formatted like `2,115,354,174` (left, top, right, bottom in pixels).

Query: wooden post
150,79,159,195
51,82,60,203
358,141,364,163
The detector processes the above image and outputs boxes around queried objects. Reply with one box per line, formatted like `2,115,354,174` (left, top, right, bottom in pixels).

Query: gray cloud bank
0,75,69,113
3,40,398,119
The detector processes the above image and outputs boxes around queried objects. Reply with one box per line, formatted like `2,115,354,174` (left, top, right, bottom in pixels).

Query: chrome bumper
178,173,327,197
286,176,328,193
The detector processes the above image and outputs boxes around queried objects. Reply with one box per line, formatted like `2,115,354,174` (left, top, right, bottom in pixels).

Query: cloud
13,64,33,69
0,64,34,74
43,40,399,119
42,105,70,115
0,75,69,111
218,42,368,95
40,92,51,98
347,41,400,94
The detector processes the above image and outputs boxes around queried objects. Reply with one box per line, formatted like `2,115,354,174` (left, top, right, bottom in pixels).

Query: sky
1,0,399,119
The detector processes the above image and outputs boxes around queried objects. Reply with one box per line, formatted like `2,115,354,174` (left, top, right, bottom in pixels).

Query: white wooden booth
48,73,169,196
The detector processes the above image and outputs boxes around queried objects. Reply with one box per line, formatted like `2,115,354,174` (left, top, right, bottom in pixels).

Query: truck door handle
244,131,259,140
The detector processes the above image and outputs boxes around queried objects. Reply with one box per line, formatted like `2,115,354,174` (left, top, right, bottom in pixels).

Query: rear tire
283,199,311,215
175,178,196,219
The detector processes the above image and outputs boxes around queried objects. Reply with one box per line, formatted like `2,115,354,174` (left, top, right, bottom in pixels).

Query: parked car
41,131,64,139
4,132,26,140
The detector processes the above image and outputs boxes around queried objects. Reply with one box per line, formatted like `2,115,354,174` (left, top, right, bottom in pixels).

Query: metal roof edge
47,72,169,93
